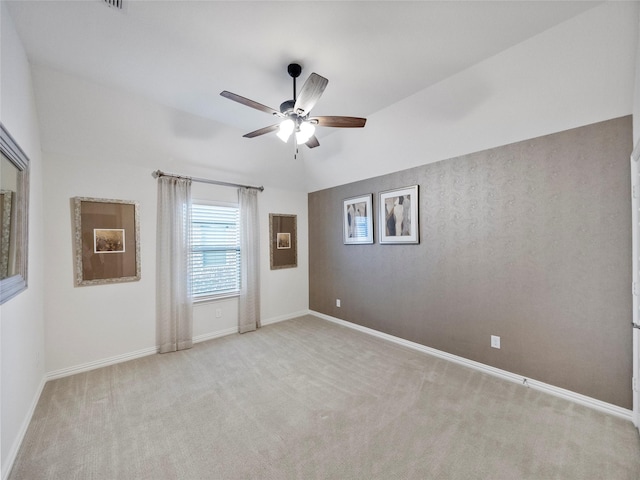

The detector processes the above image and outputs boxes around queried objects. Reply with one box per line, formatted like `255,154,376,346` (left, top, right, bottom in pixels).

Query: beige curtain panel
156,176,193,353
238,187,260,334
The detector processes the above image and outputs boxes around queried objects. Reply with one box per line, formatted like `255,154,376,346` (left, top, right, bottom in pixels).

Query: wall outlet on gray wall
491,335,501,349
336,299,341,307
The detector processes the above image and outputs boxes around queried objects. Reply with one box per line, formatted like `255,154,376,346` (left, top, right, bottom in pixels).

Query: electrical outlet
491,335,501,349
336,299,341,307
215,308,222,318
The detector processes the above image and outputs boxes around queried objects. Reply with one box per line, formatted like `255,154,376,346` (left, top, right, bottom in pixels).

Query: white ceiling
6,0,603,141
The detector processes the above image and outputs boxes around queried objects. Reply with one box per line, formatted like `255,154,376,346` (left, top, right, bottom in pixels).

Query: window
191,203,240,299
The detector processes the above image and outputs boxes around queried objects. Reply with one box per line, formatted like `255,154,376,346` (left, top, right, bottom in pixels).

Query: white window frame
190,200,240,303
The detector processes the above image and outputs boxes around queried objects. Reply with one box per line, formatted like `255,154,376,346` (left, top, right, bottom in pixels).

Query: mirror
1,155,18,278
0,124,30,304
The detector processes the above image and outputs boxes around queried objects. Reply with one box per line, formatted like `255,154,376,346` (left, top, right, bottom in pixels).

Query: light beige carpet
9,315,640,479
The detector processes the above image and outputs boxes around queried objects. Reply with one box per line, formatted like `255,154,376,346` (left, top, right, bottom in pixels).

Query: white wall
37,67,308,375
0,3,46,477
306,1,639,191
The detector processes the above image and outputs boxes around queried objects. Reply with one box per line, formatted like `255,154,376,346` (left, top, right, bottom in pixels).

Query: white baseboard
43,310,634,422
46,346,158,381
262,309,310,326
310,310,633,422
46,310,310,380
2,376,46,480
193,327,238,344
9,309,630,480
194,310,310,342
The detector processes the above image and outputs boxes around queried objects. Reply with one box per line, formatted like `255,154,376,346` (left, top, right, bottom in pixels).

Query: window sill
193,292,240,305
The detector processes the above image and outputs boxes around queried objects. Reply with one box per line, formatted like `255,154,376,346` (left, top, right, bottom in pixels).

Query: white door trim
631,140,640,431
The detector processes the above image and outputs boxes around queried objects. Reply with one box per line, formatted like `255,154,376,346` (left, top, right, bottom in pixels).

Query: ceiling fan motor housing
279,100,295,115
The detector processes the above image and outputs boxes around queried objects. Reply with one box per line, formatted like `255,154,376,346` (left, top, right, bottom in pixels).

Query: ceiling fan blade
220,91,283,117
293,73,328,115
243,124,280,138
310,116,367,128
305,135,320,149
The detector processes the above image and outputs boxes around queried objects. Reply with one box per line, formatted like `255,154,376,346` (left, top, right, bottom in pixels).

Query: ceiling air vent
102,0,124,10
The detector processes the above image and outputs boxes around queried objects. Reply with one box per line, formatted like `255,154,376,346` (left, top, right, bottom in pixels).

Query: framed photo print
94,229,125,253
343,194,373,244
277,232,291,249
269,213,297,269
379,185,419,244
72,197,141,286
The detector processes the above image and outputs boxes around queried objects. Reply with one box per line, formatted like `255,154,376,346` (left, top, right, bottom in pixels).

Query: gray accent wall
309,116,633,409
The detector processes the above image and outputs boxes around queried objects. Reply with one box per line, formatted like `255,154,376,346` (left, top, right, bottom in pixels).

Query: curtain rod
151,170,264,192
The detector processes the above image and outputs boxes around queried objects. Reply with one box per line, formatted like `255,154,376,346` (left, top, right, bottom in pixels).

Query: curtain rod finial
152,170,163,179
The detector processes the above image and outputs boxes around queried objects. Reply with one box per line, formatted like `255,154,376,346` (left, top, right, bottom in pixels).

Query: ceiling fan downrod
287,63,302,101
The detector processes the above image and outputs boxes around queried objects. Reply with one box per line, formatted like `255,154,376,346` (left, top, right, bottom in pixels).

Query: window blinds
190,204,240,298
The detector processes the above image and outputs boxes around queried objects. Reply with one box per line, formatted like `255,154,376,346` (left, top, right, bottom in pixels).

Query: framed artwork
379,185,419,244
343,194,373,244
269,213,297,269
72,197,141,286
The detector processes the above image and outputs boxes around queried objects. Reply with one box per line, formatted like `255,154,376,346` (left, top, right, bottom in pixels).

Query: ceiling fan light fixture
295,121,315,144
277,119,295,142
220,63,366,153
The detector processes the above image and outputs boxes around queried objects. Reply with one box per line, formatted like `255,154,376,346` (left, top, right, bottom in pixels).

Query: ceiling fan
220,63,366,153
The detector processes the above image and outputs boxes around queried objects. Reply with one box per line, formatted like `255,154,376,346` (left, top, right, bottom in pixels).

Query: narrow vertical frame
269,213,297,269
343,194,374,244
73,197,141,286
379,185,419,244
